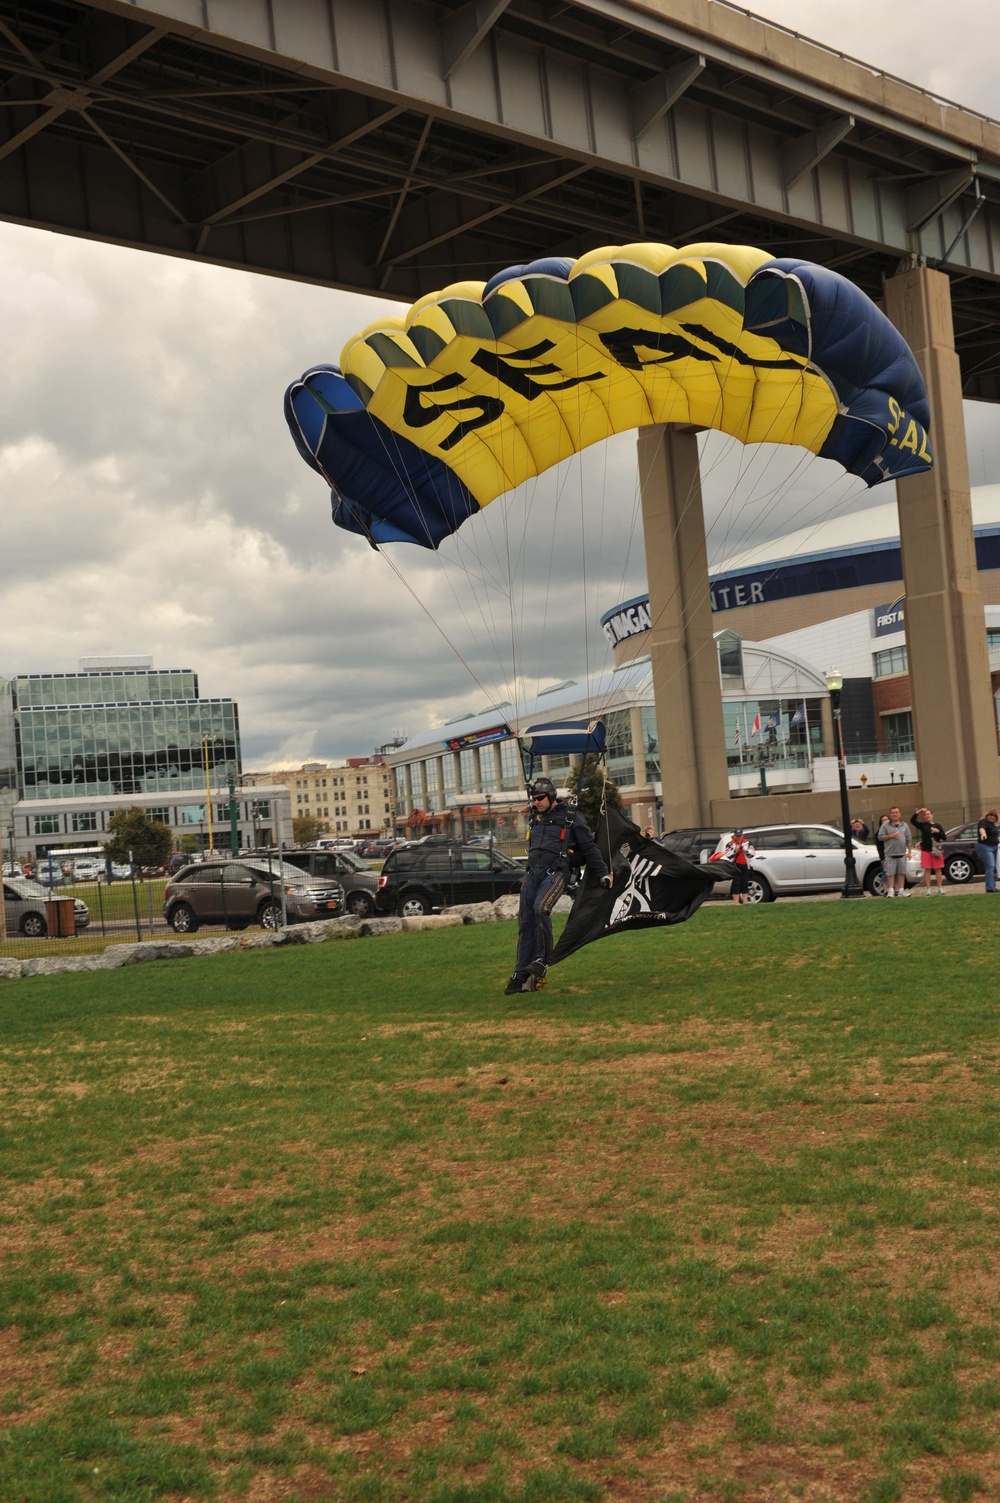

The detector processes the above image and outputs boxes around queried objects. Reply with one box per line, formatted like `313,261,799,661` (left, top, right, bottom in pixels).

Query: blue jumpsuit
515,802,609,974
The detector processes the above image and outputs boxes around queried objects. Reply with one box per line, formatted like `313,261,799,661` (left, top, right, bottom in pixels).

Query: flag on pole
766,708,782,731
749,713,761,740
790,702,806,728
733,723,741,748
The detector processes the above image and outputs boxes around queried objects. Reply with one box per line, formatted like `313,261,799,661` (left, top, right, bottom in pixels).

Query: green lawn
0,898,997,1503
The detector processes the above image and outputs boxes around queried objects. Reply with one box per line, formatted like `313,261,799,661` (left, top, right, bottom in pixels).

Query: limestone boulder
359,917,403,937
401,913,464,932
443,902,496,924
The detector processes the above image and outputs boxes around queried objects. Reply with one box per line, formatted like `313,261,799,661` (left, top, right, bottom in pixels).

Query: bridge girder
3,0,1000,397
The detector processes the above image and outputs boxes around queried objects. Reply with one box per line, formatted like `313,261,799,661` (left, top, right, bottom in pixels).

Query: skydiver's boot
504,972,528,996
526,959,548,990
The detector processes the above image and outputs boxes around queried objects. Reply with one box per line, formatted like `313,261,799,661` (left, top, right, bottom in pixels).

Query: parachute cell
284,243,933,550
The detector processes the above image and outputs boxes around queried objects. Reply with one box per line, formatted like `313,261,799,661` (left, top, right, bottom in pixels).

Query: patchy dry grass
0,898,998,1501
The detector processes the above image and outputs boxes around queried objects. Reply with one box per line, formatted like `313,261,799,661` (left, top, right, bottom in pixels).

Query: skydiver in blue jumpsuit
505,777,612,995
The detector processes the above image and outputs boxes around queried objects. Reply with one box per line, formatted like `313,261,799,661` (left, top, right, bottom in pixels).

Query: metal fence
1,852,337,961
2,839,538,961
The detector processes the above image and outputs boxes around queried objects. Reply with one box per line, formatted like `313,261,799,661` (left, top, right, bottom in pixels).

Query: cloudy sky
1,1,998,768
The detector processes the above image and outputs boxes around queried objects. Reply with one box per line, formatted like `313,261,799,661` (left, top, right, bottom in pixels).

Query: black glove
600,874,613,889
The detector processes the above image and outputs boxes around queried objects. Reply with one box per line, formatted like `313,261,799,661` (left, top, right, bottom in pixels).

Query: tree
179,834,202,854
292,814,322,846
105,807,173,869
566,756,625,832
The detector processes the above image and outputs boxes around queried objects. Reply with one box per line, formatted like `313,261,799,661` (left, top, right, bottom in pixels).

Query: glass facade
0,680,16,793
459,748,477,792
604,709,635,786
500,740,521,790
640,706,660,782
479,745,497,793
12,670,239,800
16,669,198,707
873,645,908,677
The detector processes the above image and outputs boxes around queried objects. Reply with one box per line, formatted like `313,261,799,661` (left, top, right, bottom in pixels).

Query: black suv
278,847,379,917
660,828,727,864
376,842,524,916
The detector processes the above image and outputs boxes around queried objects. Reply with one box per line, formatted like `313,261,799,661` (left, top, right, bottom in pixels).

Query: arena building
386,486,1000,836
604,483,1000,765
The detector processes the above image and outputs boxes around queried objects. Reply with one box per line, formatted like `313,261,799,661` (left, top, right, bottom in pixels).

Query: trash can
45,898,76,937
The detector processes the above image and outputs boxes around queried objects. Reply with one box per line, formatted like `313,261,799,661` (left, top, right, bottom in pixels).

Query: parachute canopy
285,242,933,550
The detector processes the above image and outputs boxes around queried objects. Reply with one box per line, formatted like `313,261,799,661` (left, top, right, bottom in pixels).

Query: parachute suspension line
365,418,536,719
621,367,879,726
373,544,519,721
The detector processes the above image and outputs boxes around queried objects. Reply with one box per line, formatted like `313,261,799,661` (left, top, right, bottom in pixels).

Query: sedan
940,822,984,884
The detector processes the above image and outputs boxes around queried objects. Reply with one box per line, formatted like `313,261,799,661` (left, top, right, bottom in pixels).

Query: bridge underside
4,0,1000,399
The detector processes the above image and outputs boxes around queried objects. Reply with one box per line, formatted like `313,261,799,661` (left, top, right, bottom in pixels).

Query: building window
640,706,660,782
874,645,908,677
605,709,635,786
71,811,98,832
882,711,914,755
33,814,60,834
180,804,206,825
146,807,170,825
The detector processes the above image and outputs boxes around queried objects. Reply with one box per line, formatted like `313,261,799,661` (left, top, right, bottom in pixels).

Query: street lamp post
826,669,863,898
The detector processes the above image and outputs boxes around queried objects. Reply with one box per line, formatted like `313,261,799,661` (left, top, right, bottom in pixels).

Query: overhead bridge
4,0,1000,397
3,0,1000,824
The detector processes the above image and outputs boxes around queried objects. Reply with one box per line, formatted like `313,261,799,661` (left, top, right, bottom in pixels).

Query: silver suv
163,858,343,933
710,824,918,902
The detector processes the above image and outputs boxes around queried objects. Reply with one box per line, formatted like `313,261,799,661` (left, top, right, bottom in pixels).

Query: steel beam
2,0,1000,390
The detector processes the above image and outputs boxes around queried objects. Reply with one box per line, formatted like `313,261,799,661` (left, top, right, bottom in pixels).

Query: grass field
1,898,997,1503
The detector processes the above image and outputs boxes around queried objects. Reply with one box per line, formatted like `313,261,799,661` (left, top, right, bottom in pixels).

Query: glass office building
12,663,240,800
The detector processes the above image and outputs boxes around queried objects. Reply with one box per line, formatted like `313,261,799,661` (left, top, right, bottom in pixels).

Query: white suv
710,824,918,902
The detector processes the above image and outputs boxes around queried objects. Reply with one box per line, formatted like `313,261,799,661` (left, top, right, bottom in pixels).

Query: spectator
881,807,911,896
725,828,756,905
850,817,870,842
977,807,999,893
911,807,947,895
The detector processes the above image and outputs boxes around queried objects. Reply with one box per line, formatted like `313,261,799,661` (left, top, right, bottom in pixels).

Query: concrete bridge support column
883,267,999,815
637,424,730,827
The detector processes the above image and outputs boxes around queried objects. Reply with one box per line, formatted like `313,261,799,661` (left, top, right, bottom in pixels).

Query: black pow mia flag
551,805,737,966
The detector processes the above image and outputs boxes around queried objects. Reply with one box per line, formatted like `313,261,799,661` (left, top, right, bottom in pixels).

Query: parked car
356,838,398,860
33,866,64,887
162,858,343,933
375,842,524,917
277,847,380,918
2,861,23,878
166,852,190,875
3,876,90,936
661,828,727,864
940,821,983,884
71,859,103,883
708,824,920,902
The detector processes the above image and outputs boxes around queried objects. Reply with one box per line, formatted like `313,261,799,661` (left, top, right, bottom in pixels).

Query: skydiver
505,777,612,995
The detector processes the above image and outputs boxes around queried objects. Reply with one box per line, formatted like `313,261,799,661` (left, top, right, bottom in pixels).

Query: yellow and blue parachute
285,241,932,549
